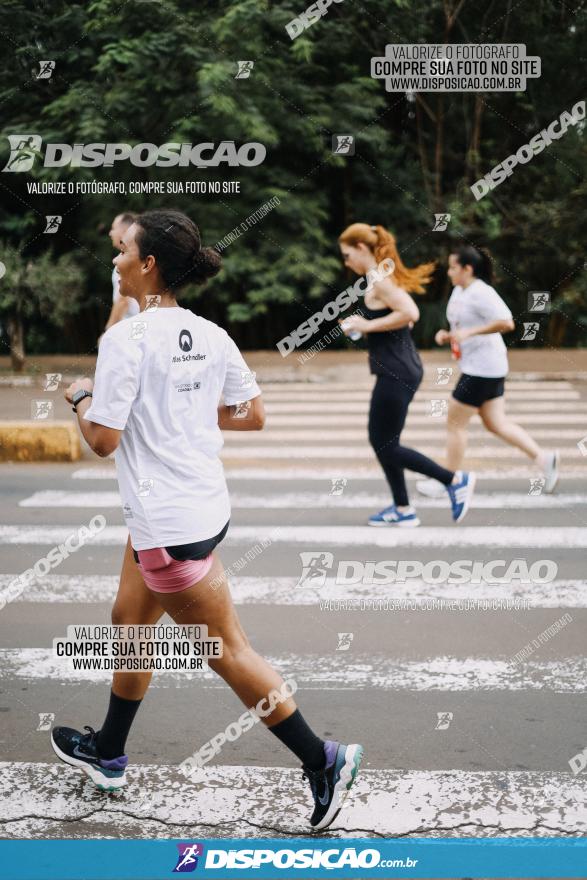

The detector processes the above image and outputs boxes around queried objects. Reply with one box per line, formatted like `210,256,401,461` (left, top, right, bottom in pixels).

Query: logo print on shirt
179,329,193,352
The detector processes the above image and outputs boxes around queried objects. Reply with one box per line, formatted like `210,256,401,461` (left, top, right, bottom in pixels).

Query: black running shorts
132,520,230,564
452,374,505,409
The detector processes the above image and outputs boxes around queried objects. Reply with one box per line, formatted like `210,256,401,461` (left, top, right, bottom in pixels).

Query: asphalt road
1,367,586,841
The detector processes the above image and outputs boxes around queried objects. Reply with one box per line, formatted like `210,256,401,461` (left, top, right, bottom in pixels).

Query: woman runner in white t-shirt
418,244,559,496
50,210,363,831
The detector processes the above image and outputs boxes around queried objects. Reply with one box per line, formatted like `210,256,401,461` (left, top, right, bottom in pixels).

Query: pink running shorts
136,547,214,593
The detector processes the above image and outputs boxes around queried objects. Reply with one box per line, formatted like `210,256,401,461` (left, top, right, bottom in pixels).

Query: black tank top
362,303,424,386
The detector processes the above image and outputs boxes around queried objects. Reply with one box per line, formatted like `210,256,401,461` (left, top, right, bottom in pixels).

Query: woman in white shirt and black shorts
50,209,363,831
418,244,559,496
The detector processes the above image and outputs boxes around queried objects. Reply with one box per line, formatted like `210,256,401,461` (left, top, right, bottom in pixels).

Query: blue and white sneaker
446,471,476,523
302,741,364,830
368,505,420,527
51,725,128,791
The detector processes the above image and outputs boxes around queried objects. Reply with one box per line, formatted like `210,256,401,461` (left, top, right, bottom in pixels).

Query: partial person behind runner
418,244,559,498
103,212,139,334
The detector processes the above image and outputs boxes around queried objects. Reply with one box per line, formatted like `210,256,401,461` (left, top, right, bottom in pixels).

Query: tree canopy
0,0,585,359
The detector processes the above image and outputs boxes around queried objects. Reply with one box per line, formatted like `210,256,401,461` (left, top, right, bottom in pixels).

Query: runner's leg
96,536,166,758
149,554,328,769
479,396,542,460
446,397,477,471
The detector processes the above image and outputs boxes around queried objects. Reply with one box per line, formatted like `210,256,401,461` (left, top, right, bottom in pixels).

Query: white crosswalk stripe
4,763,585,837
72,466,587,480
2,574,586,607
1,649,585,691
18,490,587,509
1,524,586,547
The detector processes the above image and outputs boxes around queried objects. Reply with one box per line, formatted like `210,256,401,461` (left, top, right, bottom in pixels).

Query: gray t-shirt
446,279,512,378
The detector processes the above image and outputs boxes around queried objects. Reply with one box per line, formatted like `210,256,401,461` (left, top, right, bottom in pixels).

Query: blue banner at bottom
1,837,586,879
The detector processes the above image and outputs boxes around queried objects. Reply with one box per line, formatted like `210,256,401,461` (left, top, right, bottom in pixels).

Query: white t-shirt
446,279,513,378
85,306,261,550
112,268,140,318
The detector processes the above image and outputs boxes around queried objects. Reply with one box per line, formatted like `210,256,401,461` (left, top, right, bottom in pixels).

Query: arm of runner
218,394,265,431
342,278,420,335
218,332,264,431
72,328,143,456
451,286,514,342
450,318,514,343
435,329,451,345
64,378,122,456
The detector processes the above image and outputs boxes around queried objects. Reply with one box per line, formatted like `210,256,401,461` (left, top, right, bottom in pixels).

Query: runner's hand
64,377,94,404
435,329,450,346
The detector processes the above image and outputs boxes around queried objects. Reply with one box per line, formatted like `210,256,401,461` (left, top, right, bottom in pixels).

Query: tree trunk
8,315,25,372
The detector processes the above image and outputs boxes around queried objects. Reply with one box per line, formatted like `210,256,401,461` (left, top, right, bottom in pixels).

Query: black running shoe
302,740,363,830
51,725,128,791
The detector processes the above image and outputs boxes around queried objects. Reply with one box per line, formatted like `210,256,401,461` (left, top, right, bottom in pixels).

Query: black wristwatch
72,389,93,412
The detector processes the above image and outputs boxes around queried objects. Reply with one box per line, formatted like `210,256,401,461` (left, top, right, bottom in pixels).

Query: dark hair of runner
135,210,221,290
118,212,138,225
452,244,493,284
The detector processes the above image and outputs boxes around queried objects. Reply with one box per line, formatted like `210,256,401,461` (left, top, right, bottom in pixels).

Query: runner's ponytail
338,223,435,294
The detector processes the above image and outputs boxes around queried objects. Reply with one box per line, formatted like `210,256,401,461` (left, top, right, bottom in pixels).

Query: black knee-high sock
268,709,325,770
96,690,142,759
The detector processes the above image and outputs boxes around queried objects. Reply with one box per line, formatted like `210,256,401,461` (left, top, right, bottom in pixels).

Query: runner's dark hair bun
192,246,222,282
135,209,222,290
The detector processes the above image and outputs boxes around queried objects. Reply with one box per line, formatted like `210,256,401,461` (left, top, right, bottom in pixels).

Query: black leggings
368,375,454,507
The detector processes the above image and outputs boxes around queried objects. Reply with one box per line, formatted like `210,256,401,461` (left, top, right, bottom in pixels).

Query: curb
0,421,81,462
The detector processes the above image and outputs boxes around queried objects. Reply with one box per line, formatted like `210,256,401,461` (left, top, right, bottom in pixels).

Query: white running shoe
416,478,446,498
542,450,560,494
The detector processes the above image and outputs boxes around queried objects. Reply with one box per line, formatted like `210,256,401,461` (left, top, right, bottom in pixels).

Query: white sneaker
416,478,446,498
542,450,560,494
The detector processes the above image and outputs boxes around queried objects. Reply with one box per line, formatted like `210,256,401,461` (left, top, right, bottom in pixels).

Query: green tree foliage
0,0,585,357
